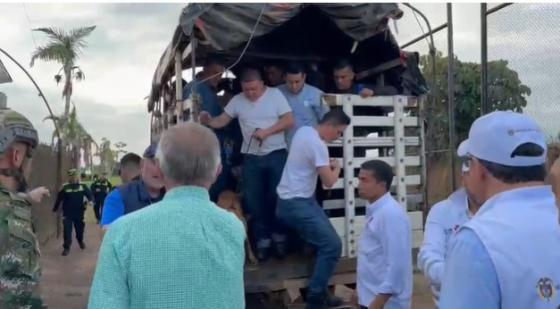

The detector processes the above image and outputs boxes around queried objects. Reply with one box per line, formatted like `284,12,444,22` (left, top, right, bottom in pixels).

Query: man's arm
52,188,64,212
439,229,501,309
100,190,125,228
370,214,411,309
200,112,233,129
84,184,94,202
254,112,294,141
417,202,449,291
88,228,130,308
318,159,341,188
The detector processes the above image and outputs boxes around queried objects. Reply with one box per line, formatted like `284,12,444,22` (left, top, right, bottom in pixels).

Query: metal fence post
393,96,407,208
447,3,457,191
342,95,356,258
481,3,489,115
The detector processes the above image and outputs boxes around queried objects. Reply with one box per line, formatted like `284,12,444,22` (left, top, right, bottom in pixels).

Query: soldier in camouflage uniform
0,101,44,308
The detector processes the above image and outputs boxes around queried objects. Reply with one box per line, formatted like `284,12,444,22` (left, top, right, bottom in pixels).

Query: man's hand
368,294,391,309
359,88,375,98
199,111,211,125
253,128,269,143
329,158,341,170
27,186,50,204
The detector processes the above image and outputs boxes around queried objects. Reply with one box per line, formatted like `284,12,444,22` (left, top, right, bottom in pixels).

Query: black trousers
93,200,103,223
63,216,85,249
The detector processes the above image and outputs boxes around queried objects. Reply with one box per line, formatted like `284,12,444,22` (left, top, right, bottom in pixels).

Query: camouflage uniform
0,106,43,308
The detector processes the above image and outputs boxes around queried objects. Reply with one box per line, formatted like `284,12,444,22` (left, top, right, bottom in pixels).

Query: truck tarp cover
180,3,402,51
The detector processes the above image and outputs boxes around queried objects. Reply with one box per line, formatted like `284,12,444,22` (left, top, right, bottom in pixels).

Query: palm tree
30,26,96,119
95,137,116,175
45,106,95,169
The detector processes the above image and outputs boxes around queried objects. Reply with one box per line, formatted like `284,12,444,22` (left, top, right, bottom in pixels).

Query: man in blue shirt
100,144,165,228
184,57,239,202
278,62,329,146
439,111,560,309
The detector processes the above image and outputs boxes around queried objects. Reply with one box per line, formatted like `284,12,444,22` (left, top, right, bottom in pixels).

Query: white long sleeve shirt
417,188,471,305
357,192,413,309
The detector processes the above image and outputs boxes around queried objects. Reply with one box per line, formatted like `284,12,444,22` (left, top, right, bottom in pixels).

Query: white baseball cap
457,111,546,167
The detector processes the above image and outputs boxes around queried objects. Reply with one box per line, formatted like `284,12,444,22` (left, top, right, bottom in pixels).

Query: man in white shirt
417,163,481,306
276,109,350,309
200,67,294,261
356,160,413,309
277,62,329,146
439,111,560,309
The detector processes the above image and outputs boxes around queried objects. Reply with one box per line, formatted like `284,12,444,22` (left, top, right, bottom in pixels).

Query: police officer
53,168,93,256
90,172,113,224
0,93,44,307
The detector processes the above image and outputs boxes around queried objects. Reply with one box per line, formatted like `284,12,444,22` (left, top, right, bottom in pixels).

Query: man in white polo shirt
439,111,560,308
417,163,481,306
276,109,350,308
200,67,294,261
355,160,413,309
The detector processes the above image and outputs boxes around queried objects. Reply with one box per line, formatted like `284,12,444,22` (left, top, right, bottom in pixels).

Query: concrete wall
27,144,72,245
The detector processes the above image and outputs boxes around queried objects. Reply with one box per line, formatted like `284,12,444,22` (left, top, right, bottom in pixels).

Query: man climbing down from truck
200,67,294,261
276,109,351,309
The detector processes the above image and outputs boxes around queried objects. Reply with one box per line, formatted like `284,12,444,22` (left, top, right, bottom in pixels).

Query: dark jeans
93,200,103,223
210,162,233,203
276,197,342,296
63,216,85,249
243,149,287,249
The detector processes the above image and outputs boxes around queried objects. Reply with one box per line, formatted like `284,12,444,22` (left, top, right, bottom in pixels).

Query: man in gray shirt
200,67,294,261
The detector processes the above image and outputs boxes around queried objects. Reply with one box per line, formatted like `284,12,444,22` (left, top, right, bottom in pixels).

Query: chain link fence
487,3,560,144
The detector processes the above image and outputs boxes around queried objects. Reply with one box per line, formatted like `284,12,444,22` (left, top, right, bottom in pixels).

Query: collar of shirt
478,185,553,216
365,192,392,219
163,185,210,204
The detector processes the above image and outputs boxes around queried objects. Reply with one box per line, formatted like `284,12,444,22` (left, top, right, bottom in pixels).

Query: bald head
156,122,221,188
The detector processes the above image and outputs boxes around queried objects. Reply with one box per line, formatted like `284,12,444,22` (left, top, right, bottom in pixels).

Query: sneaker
79,242,86,250
305,293,328,309
61,249,69,256
326,295,344,307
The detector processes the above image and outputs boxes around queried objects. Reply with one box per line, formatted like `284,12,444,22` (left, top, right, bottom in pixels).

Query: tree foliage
420,52,531,149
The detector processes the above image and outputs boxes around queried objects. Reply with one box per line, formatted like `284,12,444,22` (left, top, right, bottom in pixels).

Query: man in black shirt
53,168,93,256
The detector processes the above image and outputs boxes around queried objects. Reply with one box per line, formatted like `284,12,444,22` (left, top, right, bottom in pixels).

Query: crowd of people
0,56,559,309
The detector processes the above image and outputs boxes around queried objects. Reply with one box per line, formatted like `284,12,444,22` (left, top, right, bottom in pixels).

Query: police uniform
53,169,93,255
90,176,113,223
0,95,44,308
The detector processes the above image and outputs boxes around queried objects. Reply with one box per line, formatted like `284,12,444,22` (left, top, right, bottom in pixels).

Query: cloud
0,3,182,156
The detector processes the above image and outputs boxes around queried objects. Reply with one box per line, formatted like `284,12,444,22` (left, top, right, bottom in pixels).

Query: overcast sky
0,3,557,158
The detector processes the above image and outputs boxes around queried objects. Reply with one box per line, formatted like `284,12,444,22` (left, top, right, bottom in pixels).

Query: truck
146,3,429,307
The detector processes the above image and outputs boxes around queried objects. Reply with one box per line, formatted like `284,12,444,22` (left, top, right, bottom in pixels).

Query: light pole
0,47,64,237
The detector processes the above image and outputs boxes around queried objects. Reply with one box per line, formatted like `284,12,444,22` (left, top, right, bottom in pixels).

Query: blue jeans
276,197,342,296
243,149,288,249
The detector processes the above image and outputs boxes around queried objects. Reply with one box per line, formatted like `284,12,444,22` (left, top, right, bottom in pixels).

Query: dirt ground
38,207,434,309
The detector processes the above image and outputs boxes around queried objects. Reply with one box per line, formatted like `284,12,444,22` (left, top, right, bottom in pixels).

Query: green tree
421,52,531,148
30,26,96,119
95,137,116,175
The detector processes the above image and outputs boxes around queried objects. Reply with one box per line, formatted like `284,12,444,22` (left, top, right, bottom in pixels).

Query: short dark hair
361,160,394,191
478,143,546,183
285,62,306,75
319,109,351,126
240,67,263,83
204,55,225,68
333,59,354,72
120,152,141,171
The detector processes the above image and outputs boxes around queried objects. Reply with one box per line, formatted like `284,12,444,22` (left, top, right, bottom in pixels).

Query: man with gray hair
89,122,246,309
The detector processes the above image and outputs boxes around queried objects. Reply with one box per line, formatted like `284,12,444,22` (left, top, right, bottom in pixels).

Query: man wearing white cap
439,111,560,308
417,162,481,306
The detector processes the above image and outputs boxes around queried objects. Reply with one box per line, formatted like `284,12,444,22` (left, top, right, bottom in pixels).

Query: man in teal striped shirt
88,122,246,309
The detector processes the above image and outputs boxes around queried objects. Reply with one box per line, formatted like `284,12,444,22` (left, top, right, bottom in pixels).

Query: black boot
62,248,69,256
305,293,328,309
79,241,86,250
273,242,287,260
256,247,270,262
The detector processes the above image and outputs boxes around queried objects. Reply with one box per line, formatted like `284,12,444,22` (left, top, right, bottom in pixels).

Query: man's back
89,186,246,309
